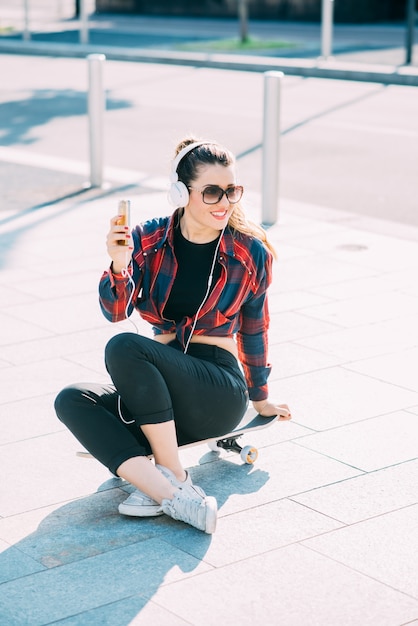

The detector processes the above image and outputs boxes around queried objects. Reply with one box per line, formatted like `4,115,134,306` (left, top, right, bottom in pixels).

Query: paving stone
295,410,418,472
151,544,418,626
0,310,52,347
0,432,120,516
297,291,418,328
268,211,347,241
291,459,418,524
0,538,212,625
275,254,376,292
0,489,172,568
0,284,34,307
268,341,342,379
308,268,418,300
0,538,45,584
303,505,418,599
268,310,342,344
0,393,61,445
0,357,102,404
189,441,361,518
0,325,148,367
14,269,100,299
298,315,418,361
279,367,418,430
288,228,418,271
54,597,190,625
163,498,344,567
344,346,418,393
268,289,331,313
4,292,106,334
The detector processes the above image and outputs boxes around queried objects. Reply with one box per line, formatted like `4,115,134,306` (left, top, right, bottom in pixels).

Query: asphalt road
1,52,417,226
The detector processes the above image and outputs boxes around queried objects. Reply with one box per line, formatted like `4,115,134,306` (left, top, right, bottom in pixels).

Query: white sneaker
118,466,192,517
118,489,163,517
156,465,193,488
162,484,218,534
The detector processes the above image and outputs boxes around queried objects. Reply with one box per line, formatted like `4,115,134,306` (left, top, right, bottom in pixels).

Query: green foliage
176,37,298,52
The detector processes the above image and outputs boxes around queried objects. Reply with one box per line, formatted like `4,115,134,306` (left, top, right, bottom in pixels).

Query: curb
1,39,418,86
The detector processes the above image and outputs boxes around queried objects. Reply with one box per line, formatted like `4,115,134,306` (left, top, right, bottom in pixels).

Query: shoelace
170,487,206,526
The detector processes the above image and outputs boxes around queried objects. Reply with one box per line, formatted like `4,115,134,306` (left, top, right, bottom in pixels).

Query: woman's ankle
156,463,188,484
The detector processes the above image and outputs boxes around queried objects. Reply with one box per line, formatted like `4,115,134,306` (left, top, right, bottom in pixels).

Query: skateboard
181,409,278,464
76,409,278,465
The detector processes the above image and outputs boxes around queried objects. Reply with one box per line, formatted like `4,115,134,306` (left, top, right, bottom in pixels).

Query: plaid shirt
99,211,273,401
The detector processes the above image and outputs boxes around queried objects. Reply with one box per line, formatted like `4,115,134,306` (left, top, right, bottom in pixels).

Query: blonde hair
173,137,277,259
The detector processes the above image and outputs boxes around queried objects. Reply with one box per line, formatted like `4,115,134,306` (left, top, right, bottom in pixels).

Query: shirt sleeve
99,263,136,322
236,249,273,401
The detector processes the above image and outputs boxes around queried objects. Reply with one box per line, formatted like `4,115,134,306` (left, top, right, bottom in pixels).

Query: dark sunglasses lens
202,186,243,204
226,186,243,203
202,186,223,204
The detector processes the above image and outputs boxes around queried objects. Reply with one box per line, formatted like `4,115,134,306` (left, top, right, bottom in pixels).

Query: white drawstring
117,394,135,425
121,248,139,333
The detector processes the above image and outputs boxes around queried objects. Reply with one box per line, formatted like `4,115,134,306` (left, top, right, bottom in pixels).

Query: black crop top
163,226,221,323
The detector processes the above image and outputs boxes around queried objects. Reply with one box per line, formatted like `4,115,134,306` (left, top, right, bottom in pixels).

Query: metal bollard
261,71,283,226
79,0,89,44
87,54,106,188
321,0,334,60
405,0,416,65
23,0,30,41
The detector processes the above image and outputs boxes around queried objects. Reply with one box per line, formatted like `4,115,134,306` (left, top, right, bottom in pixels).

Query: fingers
106,216,133,272
277,404,292,421
254,400,292,421
108,215,132,248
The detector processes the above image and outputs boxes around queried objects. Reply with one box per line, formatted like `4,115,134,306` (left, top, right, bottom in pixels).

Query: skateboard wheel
241,445,258,464
208,440,222,452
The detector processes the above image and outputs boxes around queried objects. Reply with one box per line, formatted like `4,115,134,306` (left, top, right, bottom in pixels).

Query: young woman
55,138,291,534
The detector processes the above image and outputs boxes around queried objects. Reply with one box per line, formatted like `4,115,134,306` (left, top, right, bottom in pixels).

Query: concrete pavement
1,164,418,625
1,19,418,626
1,53,418,225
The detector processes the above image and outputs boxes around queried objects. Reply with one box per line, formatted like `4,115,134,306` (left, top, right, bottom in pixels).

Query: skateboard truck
208,435,259,464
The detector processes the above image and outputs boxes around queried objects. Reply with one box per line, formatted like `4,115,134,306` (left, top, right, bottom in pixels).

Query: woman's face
183,163,237,238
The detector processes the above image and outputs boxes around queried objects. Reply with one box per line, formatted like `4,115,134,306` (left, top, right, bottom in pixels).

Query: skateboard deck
76,408,278,465
180,409,278,463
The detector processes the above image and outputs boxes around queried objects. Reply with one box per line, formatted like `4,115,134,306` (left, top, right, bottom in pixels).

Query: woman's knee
54,385,85,424
105,332,140,369
105,333,154,372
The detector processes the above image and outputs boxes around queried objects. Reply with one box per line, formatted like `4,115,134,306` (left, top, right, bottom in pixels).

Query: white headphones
168,141,214,208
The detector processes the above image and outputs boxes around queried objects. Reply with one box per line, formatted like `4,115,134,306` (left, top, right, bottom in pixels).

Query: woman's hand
252,400,292,421
106,215,133,274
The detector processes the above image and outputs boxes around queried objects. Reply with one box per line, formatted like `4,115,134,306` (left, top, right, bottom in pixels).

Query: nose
217,191,231,207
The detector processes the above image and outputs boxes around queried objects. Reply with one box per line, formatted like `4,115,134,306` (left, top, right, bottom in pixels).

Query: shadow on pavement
0,460,269,623
0,88,131,146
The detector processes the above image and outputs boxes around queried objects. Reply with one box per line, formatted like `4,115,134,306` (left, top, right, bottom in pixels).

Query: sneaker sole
118,503,164,517
203,496,218,534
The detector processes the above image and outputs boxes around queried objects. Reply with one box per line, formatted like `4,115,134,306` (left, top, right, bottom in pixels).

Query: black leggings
54,333,249,475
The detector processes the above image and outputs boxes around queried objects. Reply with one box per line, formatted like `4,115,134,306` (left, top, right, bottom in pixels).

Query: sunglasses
188,184,244,205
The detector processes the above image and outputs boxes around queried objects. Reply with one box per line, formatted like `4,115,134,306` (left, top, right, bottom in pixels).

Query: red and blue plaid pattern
99,211,273,400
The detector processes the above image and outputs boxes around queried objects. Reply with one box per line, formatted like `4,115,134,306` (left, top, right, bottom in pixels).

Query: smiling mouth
211,210,228,218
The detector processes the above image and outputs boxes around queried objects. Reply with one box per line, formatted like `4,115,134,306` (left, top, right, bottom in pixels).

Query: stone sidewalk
1,178,418,623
